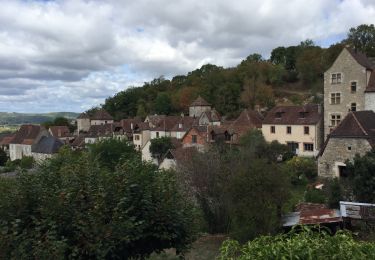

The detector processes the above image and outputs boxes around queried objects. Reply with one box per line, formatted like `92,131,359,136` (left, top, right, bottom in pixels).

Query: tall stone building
189,96,211,118
324,47,375,139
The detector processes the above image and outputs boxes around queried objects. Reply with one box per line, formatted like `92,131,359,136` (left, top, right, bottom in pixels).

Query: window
286,126,292,134
304,126,310,135
351,103,357,111
134,135,140,141
287,142,299,154
331,73,342,84
192,135,197,143
330,93,341,104
348,146,352,151
303,143,314,151
270,126,275,133
156,132,159,138
330,114,341,127
351,82,357,93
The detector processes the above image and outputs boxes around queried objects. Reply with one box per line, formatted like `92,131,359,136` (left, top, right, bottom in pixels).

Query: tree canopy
0,140,197,259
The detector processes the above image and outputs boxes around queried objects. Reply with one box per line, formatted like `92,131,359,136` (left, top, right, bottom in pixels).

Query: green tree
346,150,375,203
346,24,375,56
88,138,139,171
149,137,173,163
0,147,196,259
154,92,173,115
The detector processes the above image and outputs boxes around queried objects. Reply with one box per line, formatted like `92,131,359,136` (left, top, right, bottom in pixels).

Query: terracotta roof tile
11,125,45,145
190,96,211,107
263,104,321,125
91,109,113,120
49,126,71,138
346,47,374,70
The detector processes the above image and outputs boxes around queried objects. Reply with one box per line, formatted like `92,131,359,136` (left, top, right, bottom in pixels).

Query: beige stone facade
262,123,322,157
323,48,373,139
318,138,372,178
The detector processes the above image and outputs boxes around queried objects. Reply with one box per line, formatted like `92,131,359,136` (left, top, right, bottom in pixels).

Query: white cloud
0,0,375,112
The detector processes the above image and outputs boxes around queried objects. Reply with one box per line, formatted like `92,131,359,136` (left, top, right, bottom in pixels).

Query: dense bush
0,141,196,259
219,228,375,259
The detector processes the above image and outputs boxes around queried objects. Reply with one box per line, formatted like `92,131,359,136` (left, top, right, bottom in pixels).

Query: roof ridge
352,112,368,136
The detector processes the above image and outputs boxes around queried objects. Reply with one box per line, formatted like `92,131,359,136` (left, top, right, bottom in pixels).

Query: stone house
318,110,375,178
132,122,150,150
0,133,15,155
198,109,221,126
170,116,197,139
181,125,208,150
31,136,64,161
208,109,262,145
149,116,181,139
189,96,212,118
159,146,197,170
9,125,49,161
76,109,114,133
262,104,322,157
49,126,73,143
324,47,375,139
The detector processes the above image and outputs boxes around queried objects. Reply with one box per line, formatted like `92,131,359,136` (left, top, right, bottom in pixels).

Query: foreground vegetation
219,228,375,260
0,140,197,259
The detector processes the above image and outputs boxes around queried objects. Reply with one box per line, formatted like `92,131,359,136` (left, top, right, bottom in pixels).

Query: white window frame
330,92,341,105
331,73,342,84
330,113,342,127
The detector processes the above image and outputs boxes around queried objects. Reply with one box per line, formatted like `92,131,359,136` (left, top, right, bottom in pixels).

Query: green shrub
305,189,325,204
219,228,375,259
0,148,196,259
19,156,34,169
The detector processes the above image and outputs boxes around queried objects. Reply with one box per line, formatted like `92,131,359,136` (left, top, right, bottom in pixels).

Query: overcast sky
1,0,375,113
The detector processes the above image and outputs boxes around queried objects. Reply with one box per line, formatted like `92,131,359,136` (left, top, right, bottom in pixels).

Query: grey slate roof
32,136,64,154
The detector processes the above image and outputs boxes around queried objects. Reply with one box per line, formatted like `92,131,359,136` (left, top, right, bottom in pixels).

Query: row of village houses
1,47,375,179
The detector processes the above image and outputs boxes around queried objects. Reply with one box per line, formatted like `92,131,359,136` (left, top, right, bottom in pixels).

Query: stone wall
318,137,372,178
365,92,375,112
189,106,211,118
324,48,368,139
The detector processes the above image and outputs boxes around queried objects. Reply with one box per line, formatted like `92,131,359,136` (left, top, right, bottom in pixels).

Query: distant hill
0,112,79,125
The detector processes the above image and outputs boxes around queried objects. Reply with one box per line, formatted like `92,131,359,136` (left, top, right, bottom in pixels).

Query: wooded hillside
101,24,374,120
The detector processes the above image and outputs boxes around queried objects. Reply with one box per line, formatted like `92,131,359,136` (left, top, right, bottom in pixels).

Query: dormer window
178,123,183,129
275,112,283,118
331,73,342,84
299,112,308,118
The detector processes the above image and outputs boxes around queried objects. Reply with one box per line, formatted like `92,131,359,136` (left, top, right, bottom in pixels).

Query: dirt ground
148,234,227,260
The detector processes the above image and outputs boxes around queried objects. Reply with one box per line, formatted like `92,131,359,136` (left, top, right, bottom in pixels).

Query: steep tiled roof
263,104,321,125
330,111,375,138
77,112,90,119
319,111,375,156
200,109,221,123
120,118,142,132
171,116,197,131
133,122,150,132
87,124,114,137
190,96,211,107
71,135,86,148
49,126,71,138
153,116,181,131
91,109,113,120
365,71,375,92
11,125,45,145
0,133,14,145
346,47,374,70
168,147,198,163
32,136,64,154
